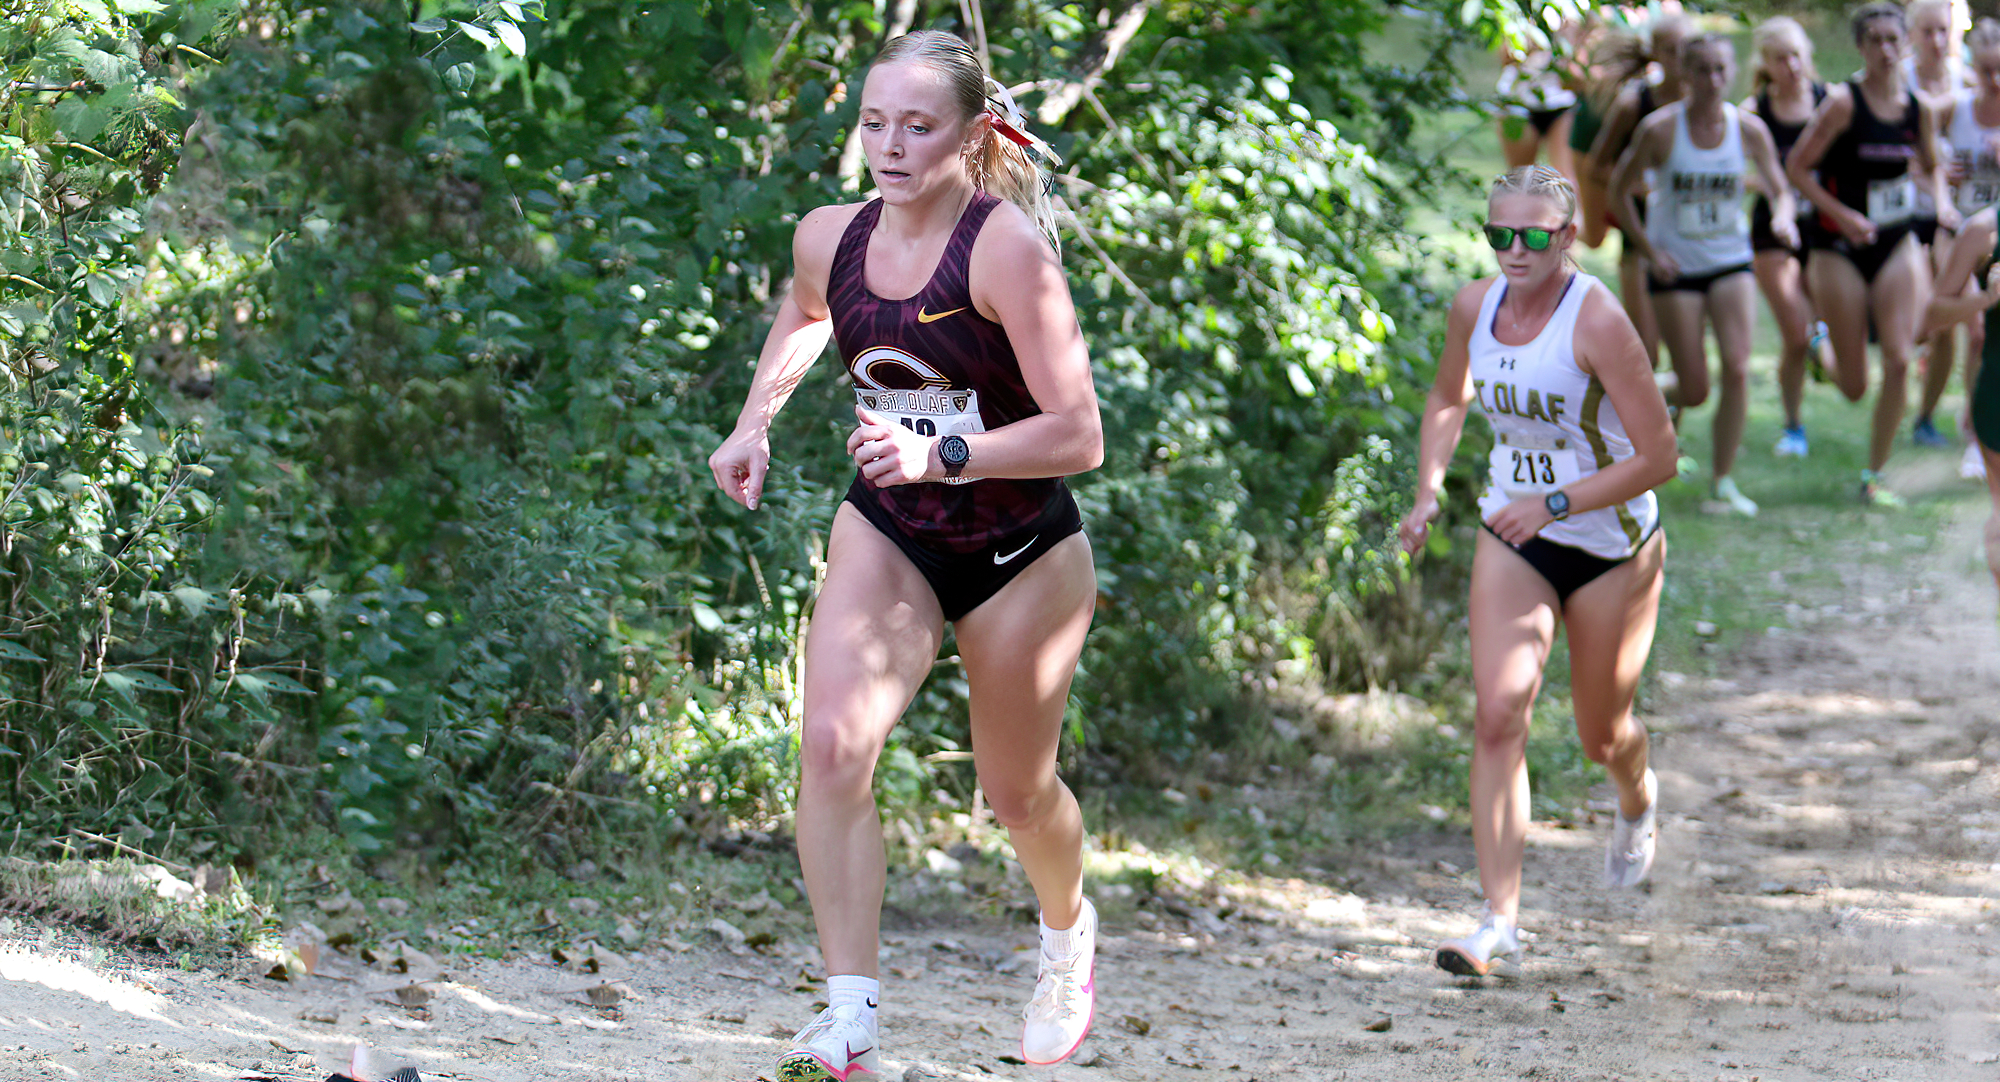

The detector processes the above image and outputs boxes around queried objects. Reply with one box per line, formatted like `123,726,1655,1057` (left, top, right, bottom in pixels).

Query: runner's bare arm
1399,281,1485,555
1562,288,1678,511
1920,98,1958,230
708,204,855,509
1588,84,1641,186
1739,94,1772,196
1786,86,1869,243
1607,114,1672,267
1741,113,1798,243
1921,208,2000,335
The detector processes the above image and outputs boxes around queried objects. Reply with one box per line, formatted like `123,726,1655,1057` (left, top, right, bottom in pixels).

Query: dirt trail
0,504,1996,1082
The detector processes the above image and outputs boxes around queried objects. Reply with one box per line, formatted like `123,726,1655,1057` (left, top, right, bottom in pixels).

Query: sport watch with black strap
939,434,970,479
1544,489,1570,520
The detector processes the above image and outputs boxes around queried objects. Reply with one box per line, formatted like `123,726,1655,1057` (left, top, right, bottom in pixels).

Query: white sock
1040,899,1093,957
826,974,879,1028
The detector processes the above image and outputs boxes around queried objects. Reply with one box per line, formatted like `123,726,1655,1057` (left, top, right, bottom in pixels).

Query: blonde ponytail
871,30,1063,250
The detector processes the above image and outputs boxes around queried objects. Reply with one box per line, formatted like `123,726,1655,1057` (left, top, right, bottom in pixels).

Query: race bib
856,386,986,485
1957,167,2000,217
1488,430,1584,500
1675,197,1744,239
1867,176,1915,225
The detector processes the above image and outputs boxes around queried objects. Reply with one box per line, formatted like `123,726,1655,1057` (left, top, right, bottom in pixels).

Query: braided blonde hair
1489,165,1579,269
1490,164,1578,225
871,31,1063,250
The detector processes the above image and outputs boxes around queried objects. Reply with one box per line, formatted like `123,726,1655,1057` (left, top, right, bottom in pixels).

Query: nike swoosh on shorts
993,537,1038,565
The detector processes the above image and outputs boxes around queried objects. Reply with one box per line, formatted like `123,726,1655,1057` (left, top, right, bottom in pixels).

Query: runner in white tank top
1642,103,1753,280
1402,165,1677,979
1921,29,2000,451
1908,1,1974,451
1610,35,1794,517
1470,273,1660,557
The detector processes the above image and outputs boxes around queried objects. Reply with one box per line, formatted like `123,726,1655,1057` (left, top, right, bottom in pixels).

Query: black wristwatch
1544,490,1570,520
939,435,970,479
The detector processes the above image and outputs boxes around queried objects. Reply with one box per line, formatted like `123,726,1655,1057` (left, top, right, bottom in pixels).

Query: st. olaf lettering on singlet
1474,376,1568,425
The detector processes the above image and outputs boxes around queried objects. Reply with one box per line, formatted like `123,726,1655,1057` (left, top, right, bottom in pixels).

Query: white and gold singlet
1469,273,1660,560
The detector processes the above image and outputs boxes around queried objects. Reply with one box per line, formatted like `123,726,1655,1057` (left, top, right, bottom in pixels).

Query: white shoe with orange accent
1435,906,1522,977
778,1003,880,1082
1022,897,1097,1065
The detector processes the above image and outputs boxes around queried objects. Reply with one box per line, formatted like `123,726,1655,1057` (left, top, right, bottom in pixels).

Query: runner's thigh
800,504,947,761
1562,531,1665,745
955,533,1096,786
1469,531,1561,728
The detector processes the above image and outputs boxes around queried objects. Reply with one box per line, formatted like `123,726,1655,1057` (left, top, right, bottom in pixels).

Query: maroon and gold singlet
829,192,1084,619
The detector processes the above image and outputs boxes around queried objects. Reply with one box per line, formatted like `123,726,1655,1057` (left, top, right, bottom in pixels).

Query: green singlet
1979,301,2000,449
1568,95,1603,155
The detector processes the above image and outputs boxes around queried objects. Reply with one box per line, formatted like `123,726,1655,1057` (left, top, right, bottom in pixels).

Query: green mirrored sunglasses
1483,224,1560,251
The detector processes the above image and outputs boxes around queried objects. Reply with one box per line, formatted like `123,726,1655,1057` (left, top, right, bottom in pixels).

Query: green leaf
411,17,448,33
170,586,214,614
0,641,42,662
246,671,314,696
690,601,723,632
112,0,168,12
445,62,476,93
493,19,527,56
455,20,497,49
112,669,179,694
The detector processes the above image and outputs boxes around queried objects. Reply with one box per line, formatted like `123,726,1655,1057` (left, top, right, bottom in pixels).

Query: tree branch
1035,0,1154,127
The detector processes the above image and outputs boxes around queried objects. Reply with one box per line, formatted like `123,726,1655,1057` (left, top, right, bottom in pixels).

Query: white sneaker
1022,898,1096,1065
1435,905,1522,977
778,1003,880,1082
1707,476,1759,517
1605,768,1659,889
1963,443,1988,480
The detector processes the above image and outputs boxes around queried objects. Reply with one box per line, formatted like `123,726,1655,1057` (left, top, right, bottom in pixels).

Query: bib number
1488,431,1584,499
1957,170,2000,217
1867,177,1915,225
1675,197,1742,240
856,387,986,485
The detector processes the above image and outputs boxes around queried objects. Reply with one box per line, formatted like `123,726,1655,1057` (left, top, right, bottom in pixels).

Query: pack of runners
706,9,2000,1078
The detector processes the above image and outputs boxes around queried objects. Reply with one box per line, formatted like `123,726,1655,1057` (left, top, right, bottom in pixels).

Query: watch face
1547,491,1569,515
940,436,970,464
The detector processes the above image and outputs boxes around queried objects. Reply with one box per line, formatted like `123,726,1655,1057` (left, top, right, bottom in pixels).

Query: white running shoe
1708,476,1759,517
1605,768,1659,889
1435,905,1522,977
1022,898,1097,1065
778,1003,880,1082
1963,443,1988,480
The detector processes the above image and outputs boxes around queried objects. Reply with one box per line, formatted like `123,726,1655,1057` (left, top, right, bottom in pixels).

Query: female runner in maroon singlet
707,30,1103,1082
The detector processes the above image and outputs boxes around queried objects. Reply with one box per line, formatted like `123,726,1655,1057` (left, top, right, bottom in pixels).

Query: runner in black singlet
1914,208,2000,592
1787,2,1948,505
708,30,1103,1080
1743,16,1831,458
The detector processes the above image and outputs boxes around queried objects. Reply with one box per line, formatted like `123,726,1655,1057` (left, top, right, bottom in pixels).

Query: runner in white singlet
1401,166,1678,977
1610,35,1794,517
1908,0,1976,450
1921,19,2000,469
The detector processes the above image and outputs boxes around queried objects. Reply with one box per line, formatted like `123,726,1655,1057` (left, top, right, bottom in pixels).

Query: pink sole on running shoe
1021,966,1095,1066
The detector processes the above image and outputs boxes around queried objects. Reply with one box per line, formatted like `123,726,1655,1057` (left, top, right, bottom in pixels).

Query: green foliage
0,0,1572,874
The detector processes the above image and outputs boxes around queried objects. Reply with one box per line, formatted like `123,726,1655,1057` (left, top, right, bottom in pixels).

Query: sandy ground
1,502,1996,1082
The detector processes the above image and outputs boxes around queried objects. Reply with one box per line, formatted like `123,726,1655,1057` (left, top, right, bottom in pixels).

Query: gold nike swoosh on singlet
915,306,967,324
